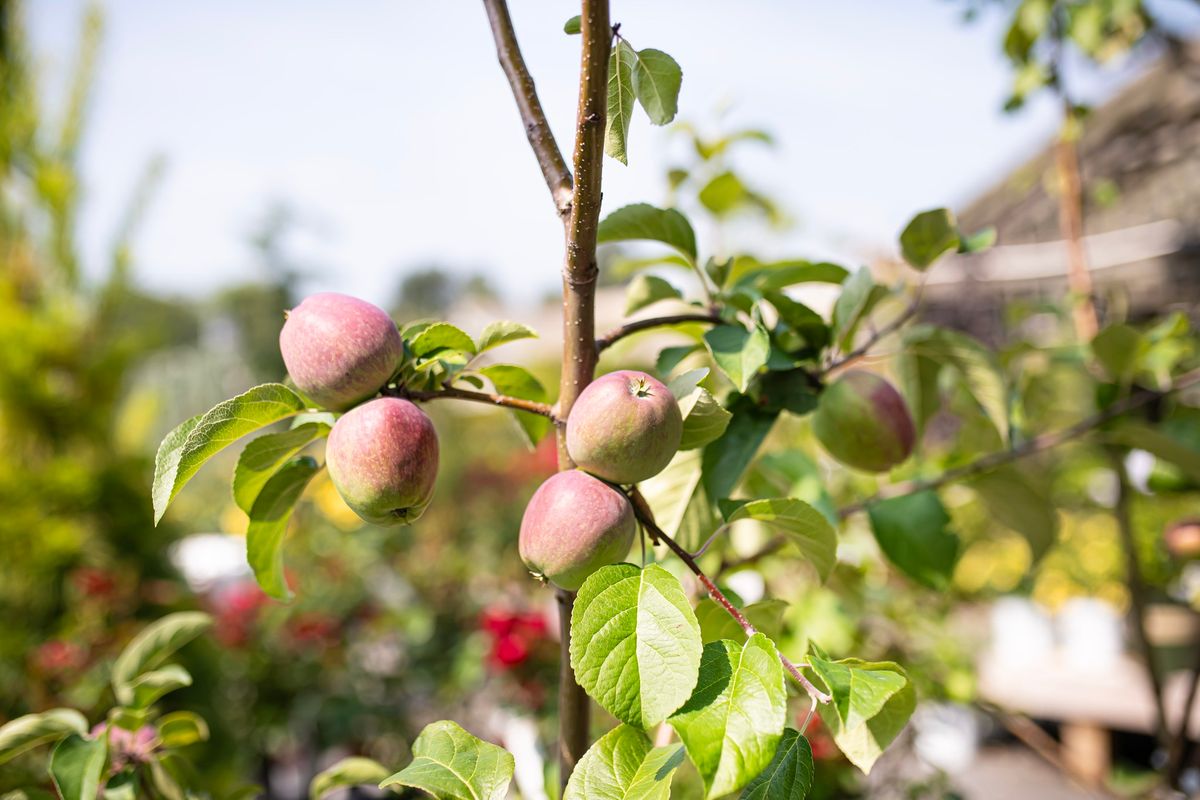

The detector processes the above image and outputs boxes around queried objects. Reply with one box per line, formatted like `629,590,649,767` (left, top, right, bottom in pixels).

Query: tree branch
481,0,574,217
820,292,920,377
627,487,832,705
396,385,559,422
595,312,723,353
838,368,1200,518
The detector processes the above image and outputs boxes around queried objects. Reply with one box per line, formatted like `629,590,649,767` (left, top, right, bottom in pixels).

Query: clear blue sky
26,1,1200,308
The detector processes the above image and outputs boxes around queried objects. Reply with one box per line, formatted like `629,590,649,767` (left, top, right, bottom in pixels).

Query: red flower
210,581,269,647
480,607,548,670
33,640,85,675
71,566,116,598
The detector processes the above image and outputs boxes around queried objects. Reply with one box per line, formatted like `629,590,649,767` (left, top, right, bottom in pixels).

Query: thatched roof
957,41,1200,246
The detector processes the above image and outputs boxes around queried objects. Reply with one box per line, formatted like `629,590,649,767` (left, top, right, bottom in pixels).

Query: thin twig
595,312,724,353
627,487,832,705
394,385,559,422
1111,448,1168,745
481,0,574,217
820,292,921,377
838,368,1200,518
1168,641,1200,787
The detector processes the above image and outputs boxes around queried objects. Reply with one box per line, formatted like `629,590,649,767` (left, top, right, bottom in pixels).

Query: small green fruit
813,369,915,472
519,470,636,591
279,292,402,411
566,370,682,484
326,397,439,526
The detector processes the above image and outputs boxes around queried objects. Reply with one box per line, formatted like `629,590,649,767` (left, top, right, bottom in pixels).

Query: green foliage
0,710,88,766
310,757,389,800
571,564,704,729
867,491,960,589
626,274,684,314
152,384,307,523
231,422,329,513
564,725,684,800
669,634,786,798
630,48,683,126
111,612,212,706
479,363,552,445
380,721,514,800
809,651,915,773
703,324,771,392
899,208,960,269
605,40,636,164
721,498,837,582
246,456,321,600
48,734,106,800
740,728,814,800
476,320,537,353
598,203,698,262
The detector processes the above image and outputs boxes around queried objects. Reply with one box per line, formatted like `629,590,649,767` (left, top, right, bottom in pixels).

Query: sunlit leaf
0,709,88,765
606,40,637,164
599,203,698,262
479,364,551,446
632,48,682,125
900,208,959,270
311,757,389,800
381,721,513,800
476,320,538,353
867,491,959,589
741,728,814,800
571,564,703,729
564,725,684,800
49,734,106,800
626,274,684,315
232,422,329,513
111,612,212,706
246,456,321,600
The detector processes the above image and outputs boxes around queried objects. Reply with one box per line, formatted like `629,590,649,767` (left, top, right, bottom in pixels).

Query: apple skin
812,369,915,472
519,470,636,591
280,292,402,411
566,370,683,484
325,398,439,526
1165,518,1200,560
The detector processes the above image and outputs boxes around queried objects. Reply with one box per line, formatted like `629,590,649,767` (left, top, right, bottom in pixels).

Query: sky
25,0,1200,309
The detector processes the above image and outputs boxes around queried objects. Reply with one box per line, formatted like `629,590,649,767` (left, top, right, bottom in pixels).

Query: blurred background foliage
2,0,1200,798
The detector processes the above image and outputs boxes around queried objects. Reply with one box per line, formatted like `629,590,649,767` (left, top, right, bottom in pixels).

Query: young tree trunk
553,0,611,785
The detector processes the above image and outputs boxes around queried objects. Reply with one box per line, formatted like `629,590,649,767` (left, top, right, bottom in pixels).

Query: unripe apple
519,470,636,591
279,292,402,411
813,369,915,472
325,398,439,526
566,370,682,484
1165,518,1200,560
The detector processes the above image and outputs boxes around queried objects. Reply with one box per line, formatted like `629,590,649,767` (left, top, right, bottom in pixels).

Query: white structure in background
169,533,251,592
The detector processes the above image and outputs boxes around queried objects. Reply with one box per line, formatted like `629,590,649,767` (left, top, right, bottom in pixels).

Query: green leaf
698,171,749,216
700,398,779,514
129,664,192,709
476,320,537,353
564,725,684,800
0,709,88,765
479,364,551,446
246,456,320,600
732,260,849,291
380,721,514,800
103,771,139,800
959,226,996,253
658,344,703,379
830,267,877,351
598,203,698,262
704,324,771,392
639,449,722,548
900,208,960,270
156,711,209,749
111,612,213,706
410,322,476,358
1092,323,1143,381
811,657,915,773
49,734,106,800
903,326,1009,440
606,40,636,164
311,757,390,800
967,468,1058,561
695,599,787,645
808,652,906,730
678,386,732,451
564,15,581,34
152,384,307,523
741,728,814,800
669,634,787,799
232,422,329,513
631,48,682,125
626,274,683,315
613,253,695,278
571,564,704,730
867,491,959,589
724,498,837,582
